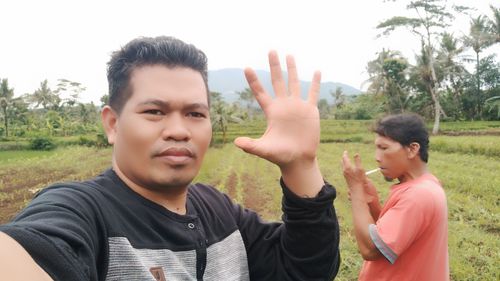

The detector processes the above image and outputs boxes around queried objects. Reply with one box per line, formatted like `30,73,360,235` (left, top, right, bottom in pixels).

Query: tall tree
8,96,32,135
0,78,15,137
485,96,500,118
463,15,495,118
478,55,500,120
437,32,467,120
331,86,345,109
54,78,86,108
366,49,410,113
317,99,330,119
209,92,243,144
488,5,500,43
100,94,109,107
237,87,255,120
29,80,59,110
377,0,469,133
366,49,399,96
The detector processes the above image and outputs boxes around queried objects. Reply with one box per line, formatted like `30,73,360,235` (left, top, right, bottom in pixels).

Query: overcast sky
1,0,498,103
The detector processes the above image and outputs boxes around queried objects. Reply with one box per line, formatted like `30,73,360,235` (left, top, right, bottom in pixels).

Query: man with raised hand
342,113,449,281
0,36,340,281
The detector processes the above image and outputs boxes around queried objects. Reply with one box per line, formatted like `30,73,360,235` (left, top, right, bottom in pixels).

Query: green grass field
0,120,499,280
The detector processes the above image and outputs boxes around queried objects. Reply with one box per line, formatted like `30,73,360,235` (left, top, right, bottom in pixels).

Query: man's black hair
374,113,430,163
106,36,209,113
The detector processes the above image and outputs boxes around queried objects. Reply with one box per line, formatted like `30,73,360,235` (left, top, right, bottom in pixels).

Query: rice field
1,119,499,280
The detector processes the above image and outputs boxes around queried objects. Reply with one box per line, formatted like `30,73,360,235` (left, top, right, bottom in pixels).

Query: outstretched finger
354,154,364,171
244,68,272,110
307,71,321,105
342,150,352,169
268,51,287,98
286,55,301,98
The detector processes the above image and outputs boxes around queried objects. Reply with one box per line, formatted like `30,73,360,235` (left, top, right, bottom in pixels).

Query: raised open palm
234,51,321,169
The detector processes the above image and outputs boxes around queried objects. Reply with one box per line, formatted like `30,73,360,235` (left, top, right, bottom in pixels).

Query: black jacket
0,168,340,280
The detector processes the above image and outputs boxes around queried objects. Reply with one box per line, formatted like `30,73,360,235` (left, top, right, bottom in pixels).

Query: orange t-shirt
358,173,449,281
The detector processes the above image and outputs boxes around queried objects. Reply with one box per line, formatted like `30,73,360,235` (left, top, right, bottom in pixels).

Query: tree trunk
476,51,482,119
430,88,441,135
427,45,441,135
2,106,8,137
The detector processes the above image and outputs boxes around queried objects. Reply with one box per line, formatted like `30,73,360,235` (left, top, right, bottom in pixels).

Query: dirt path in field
0,166,78,224
225,172,238,200
223,170,277,220
241,173,276,220
0,151,110,224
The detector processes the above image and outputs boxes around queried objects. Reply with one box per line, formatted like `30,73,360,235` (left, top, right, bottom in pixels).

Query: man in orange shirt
342,113,449,281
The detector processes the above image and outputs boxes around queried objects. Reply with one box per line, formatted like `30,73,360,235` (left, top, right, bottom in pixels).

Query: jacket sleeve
234,179,340,281
0,185,104,281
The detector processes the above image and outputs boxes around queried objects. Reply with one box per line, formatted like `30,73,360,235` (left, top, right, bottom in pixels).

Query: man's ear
101,105,118,145
407,142,420,159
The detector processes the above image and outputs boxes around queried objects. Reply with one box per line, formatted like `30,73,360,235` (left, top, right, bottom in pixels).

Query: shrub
78,136,97,147
29,136,57,151
95,132,110,148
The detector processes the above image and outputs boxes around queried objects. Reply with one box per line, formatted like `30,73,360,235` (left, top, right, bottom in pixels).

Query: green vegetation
432,135,500,157
0,3,497,278
1,120,498,280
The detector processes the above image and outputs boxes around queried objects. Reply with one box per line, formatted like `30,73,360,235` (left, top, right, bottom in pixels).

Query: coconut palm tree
366,49,410,113
437,32,467,119
377,0,469,133
28,80,60,110
488,5,500,43
0,78,15,137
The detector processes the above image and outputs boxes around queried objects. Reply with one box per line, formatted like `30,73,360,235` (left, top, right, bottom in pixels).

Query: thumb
234,137,258,155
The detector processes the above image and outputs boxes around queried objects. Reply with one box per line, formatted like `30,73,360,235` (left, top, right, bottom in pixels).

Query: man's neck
112,162,188,215
398,161,428,183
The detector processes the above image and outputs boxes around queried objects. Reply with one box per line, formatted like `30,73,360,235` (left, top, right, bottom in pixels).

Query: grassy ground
1,120,499,280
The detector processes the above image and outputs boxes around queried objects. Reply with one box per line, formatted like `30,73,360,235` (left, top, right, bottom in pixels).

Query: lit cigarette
365,168,380,176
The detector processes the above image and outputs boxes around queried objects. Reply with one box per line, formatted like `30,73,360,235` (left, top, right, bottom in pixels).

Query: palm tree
437,33,467,119
29,80,59,110
237,88,255,120
0,78,15,137
331,86,345,109
54,78,85,108
210,98,243,144
376,0,468,133
488,5,500,43
464,16,493,114
366,49,410,113
365,49,401,96
485,96,500,118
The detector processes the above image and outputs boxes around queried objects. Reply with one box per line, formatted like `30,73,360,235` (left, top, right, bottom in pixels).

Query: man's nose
161,114,190,141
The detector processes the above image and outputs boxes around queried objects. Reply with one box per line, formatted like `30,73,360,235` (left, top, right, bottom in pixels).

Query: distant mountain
208,68,361,104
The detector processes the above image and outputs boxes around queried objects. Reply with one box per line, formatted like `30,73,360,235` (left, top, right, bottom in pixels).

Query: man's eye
144,109,163,115
188,112,206,118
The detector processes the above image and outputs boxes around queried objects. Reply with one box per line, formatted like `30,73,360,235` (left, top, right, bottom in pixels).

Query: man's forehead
126,67,208,105
375,134,399,145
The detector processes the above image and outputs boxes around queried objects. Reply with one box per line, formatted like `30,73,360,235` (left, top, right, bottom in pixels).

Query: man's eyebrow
185,103,210,111
137,100,209,110
137,99,169,107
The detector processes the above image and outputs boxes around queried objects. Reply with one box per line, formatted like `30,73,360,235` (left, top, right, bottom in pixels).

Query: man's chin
147,174,196,191
384,176,394,182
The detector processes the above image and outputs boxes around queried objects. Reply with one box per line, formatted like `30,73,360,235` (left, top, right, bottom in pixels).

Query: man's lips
155,147,195,164
158,147,194,157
